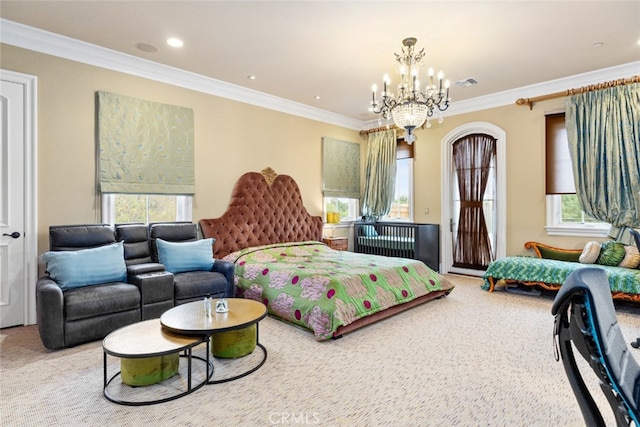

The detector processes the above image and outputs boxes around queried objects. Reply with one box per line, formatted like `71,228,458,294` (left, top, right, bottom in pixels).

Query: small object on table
216,298,229,313
204,294,212,317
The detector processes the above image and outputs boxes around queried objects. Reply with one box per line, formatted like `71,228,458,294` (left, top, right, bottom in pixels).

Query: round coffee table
160,298,268,384
102,318,211,405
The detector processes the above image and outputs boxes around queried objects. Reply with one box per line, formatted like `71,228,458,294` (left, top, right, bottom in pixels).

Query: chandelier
370,37,451,144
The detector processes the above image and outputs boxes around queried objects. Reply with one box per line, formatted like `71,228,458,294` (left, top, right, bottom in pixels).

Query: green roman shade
322,137,360,199
97,91,195,195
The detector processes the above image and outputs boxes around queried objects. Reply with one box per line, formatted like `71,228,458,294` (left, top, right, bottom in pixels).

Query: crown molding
445,60,640,116
3,19,638,132
363,59,640,128
0,19,363,130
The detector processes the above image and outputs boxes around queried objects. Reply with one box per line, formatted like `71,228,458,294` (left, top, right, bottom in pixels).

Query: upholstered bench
482,241,640,303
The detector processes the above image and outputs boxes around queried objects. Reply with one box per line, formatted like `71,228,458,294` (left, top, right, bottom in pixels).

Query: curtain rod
359,124,400,137
515,75,640,110
359,124,404,137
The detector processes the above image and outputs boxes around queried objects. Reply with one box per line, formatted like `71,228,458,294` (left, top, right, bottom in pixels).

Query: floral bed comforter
223,241,454,341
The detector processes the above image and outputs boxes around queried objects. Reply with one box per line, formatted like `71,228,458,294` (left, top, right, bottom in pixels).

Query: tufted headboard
199,168,323,258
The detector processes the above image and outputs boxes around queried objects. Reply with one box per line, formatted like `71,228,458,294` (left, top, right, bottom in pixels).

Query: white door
0,78,27,328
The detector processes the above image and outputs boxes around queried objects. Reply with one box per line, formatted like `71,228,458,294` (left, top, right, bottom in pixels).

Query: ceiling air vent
454,78,479,88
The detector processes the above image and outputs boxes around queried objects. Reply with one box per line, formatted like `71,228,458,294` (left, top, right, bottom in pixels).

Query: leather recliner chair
148,222,235,304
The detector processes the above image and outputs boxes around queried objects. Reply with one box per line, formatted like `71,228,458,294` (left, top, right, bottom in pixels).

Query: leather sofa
36,222,235,350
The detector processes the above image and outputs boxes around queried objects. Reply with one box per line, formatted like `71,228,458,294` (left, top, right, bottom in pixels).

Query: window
102,194,192,225
323,198,359,223
382,139,414,221
97,93,195,227
545,113,608,236
384,158,413,221
322,136,360,224
546,194,609,237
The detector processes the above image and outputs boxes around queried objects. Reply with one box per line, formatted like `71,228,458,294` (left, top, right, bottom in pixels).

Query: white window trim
382,158,414,222
101,194,192,225
545,195,609,237
323,198,359,224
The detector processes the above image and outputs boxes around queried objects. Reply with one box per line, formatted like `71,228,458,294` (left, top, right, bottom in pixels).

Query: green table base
121,353,179,386
211,324,257,358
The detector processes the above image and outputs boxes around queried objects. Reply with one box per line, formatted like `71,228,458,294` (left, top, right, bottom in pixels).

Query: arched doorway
441,122,506,276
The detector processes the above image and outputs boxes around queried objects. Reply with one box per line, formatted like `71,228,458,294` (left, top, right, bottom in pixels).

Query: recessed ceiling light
247,75,256,80
166,38,183,48
592,42,604,48
135,42,158,53
314,95,320,100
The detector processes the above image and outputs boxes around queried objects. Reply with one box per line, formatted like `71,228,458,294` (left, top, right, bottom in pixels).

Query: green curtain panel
566,83,640,229
322,137,360,199
97,91,195,195
361,129,397,219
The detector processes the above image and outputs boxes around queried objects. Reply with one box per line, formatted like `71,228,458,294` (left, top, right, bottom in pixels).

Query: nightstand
322,237,348,251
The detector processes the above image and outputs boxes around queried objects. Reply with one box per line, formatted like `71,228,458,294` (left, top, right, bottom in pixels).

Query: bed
353,221,440,272
199,167,454,340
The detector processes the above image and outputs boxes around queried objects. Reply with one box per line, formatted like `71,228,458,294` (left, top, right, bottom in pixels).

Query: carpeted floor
2,274,640,426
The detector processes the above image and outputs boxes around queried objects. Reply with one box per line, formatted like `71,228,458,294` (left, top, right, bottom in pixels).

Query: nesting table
103,298,268,405
160,298,268,384
102,318,210,405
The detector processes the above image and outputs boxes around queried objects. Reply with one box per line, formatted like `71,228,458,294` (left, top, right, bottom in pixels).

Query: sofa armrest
126,262,165,278
36,277,65,350
129,271,175,319
212,259,235,297
524,241,582,262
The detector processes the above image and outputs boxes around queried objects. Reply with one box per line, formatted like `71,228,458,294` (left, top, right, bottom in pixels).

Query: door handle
2,232,20,239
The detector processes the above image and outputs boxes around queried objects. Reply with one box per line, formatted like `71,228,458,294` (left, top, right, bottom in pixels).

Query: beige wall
2,43,596,257
411,97,588,255
0,44,360,254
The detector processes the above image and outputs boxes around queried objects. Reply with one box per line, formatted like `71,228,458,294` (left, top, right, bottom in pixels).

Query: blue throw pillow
40,241,127,290
156,238,215,274
362,225,378,237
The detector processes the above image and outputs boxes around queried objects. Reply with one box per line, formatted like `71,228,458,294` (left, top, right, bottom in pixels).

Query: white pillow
579,241,601,264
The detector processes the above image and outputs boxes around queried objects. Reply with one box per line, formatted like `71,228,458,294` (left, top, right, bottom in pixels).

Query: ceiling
1,1,639,124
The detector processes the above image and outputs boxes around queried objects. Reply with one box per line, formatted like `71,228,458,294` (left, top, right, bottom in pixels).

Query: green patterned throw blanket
223,241,454,341
482,256,640,295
